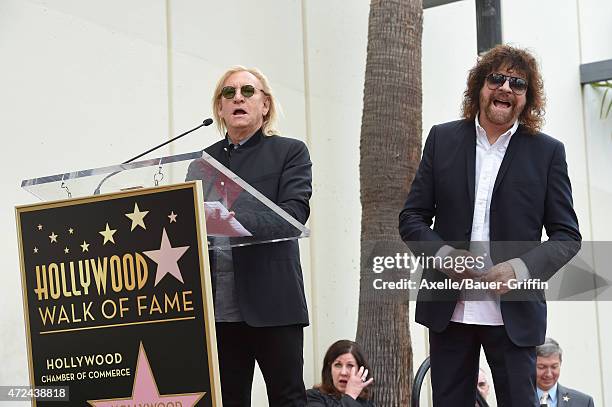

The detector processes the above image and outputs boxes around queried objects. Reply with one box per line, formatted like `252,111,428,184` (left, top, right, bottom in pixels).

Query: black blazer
187,129,312,327
399,119,581,346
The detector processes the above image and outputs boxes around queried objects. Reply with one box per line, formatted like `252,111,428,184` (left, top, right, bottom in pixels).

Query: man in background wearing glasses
187,66,311,406
399,45,580,406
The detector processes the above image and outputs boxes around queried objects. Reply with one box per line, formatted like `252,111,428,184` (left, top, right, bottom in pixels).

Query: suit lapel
557,384,571,406
492,128,523,196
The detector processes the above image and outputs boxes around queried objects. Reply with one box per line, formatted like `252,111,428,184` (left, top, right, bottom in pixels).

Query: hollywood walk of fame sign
16,182,220,406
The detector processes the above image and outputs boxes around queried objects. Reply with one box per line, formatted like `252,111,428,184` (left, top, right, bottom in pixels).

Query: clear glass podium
21,150,310,249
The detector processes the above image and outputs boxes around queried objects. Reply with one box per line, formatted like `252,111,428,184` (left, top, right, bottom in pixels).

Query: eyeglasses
485,73,528,95
220,85,266,99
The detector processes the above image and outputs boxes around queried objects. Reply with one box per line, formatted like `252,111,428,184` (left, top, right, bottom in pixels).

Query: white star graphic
168,211,177,223
49,232,58,243
68,228,74,234
143,228,189,286
563,395,570,402
33,247,38,254
37,224,43,230
99,223,117,245
64,247,70,254
126,203,149,231
81,241,90,252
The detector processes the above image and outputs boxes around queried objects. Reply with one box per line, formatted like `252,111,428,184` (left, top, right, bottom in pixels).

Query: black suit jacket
399,119,581,346
186,129,312,327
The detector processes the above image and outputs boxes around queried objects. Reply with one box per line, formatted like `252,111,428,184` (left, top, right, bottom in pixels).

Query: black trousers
215,322,306,407
429,322,538,407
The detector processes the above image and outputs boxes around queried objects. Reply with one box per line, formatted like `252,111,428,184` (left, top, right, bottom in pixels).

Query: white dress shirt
447,115,527,325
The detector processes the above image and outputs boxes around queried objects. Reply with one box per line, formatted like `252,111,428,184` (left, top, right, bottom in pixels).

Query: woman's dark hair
316,340,372,399
461,44,546,134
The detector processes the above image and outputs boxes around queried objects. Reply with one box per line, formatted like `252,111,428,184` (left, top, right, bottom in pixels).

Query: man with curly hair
399,45,581,406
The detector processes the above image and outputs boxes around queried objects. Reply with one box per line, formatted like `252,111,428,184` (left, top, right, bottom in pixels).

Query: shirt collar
537,382,558,403
475,114,518,149
227,134,251,147
226,128,263,148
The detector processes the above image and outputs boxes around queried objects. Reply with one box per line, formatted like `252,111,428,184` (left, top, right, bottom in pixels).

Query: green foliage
590,81,612,119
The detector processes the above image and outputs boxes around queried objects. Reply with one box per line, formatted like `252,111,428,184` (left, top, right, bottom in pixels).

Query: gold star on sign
68,228,74,234
37,224,43,230
168,211,177,223
33,247,38,254
125,203,149,231
81,241,90,252
64,247,70,254
49,232,58,243
99,223,117,245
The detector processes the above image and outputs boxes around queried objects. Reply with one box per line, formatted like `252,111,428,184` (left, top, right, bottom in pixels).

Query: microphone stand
93,118,213,195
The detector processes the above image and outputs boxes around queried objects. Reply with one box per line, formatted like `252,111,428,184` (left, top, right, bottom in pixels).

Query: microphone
93,118,213,195
124,118,213,164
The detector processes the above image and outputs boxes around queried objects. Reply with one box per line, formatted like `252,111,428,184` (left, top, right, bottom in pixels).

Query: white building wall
579,1,612,405
0,0,170,400
301,0,369,383
421,0,612,406
0,1,609,406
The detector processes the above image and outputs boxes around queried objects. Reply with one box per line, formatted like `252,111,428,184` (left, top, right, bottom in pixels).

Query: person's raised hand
344,366,374,400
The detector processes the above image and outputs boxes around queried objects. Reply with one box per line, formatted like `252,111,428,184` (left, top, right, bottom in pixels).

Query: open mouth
232,108,247,116
493,99,512,109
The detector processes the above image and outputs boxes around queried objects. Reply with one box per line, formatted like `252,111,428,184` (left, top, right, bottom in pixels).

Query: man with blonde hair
187,66,312,406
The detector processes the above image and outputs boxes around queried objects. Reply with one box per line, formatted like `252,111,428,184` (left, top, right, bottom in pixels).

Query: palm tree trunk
357,0,423,405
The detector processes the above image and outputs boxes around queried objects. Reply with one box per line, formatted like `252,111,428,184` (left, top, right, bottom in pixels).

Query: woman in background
307,340,375,406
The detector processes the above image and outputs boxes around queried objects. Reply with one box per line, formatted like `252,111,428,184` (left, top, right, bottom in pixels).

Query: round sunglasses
486,73,528,95
220,85,266,99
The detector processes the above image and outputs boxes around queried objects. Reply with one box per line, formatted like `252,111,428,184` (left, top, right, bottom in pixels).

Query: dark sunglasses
220,84,266,99
486,73,528,95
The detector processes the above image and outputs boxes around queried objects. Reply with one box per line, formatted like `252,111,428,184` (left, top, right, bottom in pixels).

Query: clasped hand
439,249,516,295
438,249,482,280
480,261,516,295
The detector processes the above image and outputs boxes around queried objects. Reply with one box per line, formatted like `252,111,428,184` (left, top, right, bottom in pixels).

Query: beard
480,92,524,127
